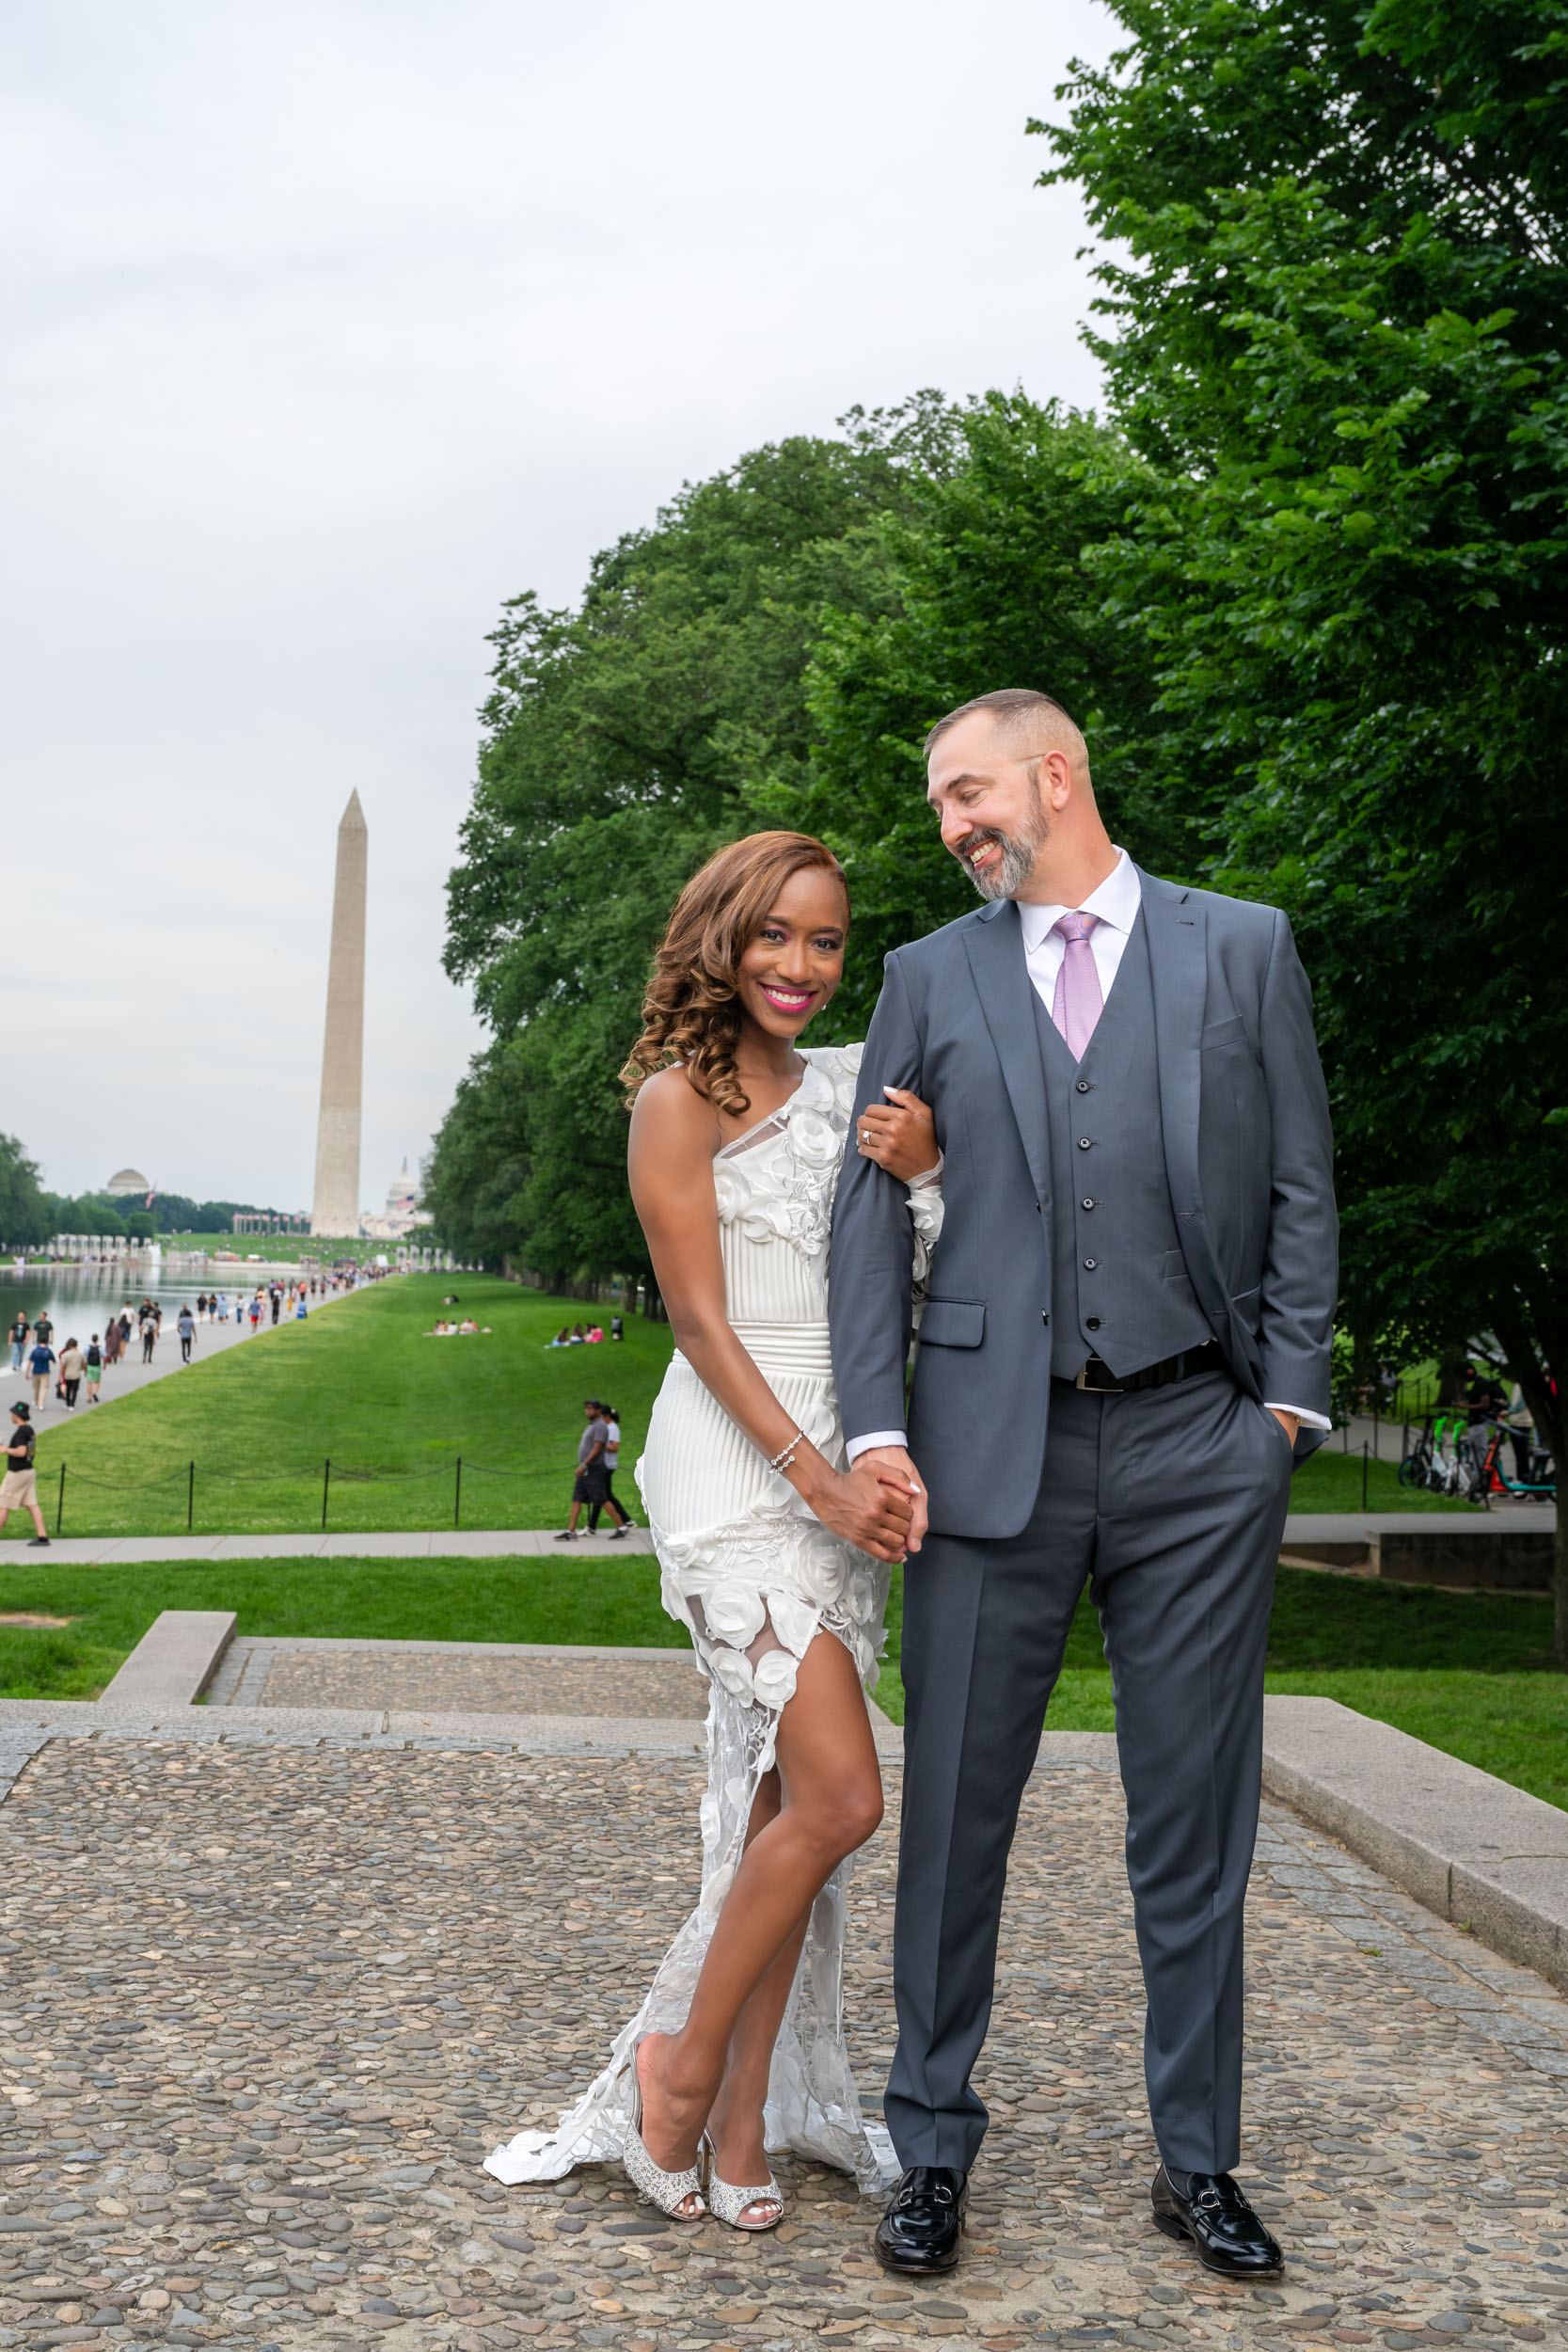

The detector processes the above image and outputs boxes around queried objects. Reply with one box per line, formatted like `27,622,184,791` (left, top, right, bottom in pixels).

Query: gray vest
1034,914,1212,1380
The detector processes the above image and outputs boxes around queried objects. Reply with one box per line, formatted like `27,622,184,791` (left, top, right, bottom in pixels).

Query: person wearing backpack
0,1403,49,1544
85,1335,104,1404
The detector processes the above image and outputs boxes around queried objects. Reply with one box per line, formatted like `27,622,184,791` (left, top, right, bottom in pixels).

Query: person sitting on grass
0,1404,50,1547
458,1317,479,1334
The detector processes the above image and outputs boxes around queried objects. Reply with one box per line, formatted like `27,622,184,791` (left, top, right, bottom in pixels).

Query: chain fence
46,1454,558,1537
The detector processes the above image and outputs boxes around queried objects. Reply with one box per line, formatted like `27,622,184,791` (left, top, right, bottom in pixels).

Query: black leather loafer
874,2165,969,2273
1151,2166,1283,2277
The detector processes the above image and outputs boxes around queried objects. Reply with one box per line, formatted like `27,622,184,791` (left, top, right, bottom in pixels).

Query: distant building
105,1168,152,1199
359,1160,431,1242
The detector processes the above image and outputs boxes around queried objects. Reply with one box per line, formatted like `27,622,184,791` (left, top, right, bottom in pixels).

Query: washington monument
310,791,368,1237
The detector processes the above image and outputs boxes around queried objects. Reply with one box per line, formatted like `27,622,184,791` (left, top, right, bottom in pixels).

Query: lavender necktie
1050,912,1102,1059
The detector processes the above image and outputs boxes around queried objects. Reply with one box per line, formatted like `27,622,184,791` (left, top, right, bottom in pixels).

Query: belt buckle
1075,1358,1124,1395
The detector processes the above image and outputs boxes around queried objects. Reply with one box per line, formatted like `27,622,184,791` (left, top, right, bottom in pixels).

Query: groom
830,691,1337,2280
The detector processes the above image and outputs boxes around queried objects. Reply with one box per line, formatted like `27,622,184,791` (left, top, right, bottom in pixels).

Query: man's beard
957,787,1050,901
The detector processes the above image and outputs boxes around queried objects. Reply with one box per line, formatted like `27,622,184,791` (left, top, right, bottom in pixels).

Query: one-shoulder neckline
716,1073,808,1160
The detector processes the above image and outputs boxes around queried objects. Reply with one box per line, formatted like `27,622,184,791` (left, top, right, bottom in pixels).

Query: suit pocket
1201,1013,1246,1051
917,1297,986,1348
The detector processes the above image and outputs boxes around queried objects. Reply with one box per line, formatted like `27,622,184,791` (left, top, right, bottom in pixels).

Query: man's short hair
923,688,1081,759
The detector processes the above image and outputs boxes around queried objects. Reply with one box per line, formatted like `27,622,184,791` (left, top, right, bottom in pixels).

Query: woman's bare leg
637,1631,882,2179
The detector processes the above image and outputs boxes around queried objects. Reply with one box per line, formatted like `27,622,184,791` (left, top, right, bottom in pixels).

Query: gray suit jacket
829,867,1338,1540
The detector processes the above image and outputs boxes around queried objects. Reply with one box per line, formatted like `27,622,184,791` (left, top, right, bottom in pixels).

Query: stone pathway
207,1640,705,1722
0,1715,1565,2352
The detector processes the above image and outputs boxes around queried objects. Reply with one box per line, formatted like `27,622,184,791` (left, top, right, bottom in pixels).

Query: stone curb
1260,1694,1568,1993
97,1607,235,1708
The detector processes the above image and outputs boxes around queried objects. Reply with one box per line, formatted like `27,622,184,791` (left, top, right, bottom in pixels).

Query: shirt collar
1018,847,1140,953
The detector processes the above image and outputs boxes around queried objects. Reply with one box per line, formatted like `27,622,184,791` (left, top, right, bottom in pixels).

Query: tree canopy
1039,0,1568,1637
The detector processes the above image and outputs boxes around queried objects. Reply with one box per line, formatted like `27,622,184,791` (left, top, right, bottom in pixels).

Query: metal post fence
55,1461,66,1537
187,1461,196,1533
454,1456,462,1530
322,1457,331,1532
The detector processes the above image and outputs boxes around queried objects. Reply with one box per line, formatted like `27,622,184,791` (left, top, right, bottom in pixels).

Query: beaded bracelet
768,1428,807,1472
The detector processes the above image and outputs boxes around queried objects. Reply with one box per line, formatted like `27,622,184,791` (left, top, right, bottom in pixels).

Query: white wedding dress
484,1043,942,2197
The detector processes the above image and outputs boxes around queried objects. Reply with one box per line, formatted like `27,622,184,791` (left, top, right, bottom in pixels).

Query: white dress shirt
845,849,1326,1457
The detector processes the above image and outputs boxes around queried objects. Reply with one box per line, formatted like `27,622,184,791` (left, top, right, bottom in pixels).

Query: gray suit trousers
886,1370,1295,2177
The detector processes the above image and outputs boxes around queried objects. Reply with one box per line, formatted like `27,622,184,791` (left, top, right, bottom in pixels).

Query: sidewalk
0,1525,657,1559
8,1285,355,1427
3,1509,1552,1562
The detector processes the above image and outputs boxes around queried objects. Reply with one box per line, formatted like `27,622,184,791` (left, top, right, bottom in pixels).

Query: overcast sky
3,0,1116,1216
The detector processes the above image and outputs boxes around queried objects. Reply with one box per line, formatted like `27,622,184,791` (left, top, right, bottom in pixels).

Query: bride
485,830,942,2227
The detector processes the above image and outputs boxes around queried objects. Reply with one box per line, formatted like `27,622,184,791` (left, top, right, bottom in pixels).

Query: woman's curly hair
622,832,847,1120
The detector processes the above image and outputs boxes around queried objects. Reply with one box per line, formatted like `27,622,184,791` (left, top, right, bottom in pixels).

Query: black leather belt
1059,1338,1226,1395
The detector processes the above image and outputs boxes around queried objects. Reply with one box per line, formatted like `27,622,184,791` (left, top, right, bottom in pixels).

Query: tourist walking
33,1311,53,1355
489,831,938,2223
140,1314,157,1364
0,1404,49,1546
8,1311,28,1373
85,1335,103,1404
103,1319,120,1368
554,1401,611,1542
248,1295,262,1334
588,1404,634,1535
177,1304,196,1362
118,1310,133,1357
57,1337,85,1409
26,1335,56,1412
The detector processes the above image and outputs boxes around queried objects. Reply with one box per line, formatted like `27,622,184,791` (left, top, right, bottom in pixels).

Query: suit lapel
1139,870,1231,1333
961,901,1050,1207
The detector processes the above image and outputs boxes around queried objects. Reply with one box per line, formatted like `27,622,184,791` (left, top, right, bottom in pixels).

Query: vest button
1077,1136,1092,1150
1083,1257,1099,1271
1081,1197,1095,1210
1075,1078,1091,1093
1085,1316,1101,1330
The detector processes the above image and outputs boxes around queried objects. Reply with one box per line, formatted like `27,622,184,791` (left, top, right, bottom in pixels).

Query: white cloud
1,0,1115,1209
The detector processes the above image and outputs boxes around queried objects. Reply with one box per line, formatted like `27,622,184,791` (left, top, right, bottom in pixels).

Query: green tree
1039,0,1568,1647
0,1135,48,1249
432,400,966,1285
785,394,1179,1033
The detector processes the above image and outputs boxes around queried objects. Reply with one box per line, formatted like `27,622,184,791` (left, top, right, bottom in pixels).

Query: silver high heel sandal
623,2040,706,2223
701,2131,784,2233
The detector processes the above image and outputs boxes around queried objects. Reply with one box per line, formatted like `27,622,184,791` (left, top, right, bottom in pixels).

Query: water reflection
0,1258,307,1336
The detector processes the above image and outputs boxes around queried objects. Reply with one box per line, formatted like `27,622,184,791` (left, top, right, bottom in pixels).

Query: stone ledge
98,1608,236,1708
1260,1694,1568,1992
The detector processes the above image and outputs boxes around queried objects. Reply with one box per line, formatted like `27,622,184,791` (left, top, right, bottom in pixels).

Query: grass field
0,1549,1560,1808
9,1273,671,1539
5,1268,1471,1538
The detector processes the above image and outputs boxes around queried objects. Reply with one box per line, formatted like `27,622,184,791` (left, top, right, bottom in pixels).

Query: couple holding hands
489,688,1337,2284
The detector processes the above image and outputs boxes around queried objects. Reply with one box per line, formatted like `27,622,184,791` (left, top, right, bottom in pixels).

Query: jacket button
1075,1078,1091,1093
1085,1316,1101,1330
1082,1198,1095,1210
1083,1257,1099,1271
1077,1136,1092,1150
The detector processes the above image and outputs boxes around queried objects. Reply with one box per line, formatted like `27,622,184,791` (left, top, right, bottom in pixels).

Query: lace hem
483,1649,897,2196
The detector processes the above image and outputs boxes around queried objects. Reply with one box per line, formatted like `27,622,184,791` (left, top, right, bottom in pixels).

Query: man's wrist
845,1429,907,1465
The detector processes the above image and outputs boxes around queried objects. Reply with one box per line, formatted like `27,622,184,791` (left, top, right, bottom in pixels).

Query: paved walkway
9,1513,1554,1563
1,1666,1566,2351
10,1294,354,1429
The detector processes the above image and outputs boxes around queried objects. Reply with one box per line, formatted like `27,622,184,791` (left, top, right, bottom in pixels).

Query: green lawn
2,1548,1560,1809
876,1567,1564,1811
8,1271,1475,1537
0,1553,686,1702
8,1274,673,1539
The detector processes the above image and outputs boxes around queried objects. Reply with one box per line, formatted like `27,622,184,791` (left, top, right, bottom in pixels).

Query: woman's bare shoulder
628,1065,719,1158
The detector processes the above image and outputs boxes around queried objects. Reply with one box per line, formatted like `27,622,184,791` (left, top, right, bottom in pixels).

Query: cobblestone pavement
0,1737,1565,2352
210,1645,704,1722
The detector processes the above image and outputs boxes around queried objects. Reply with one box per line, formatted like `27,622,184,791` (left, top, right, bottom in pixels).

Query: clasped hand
816,1454,919,1564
